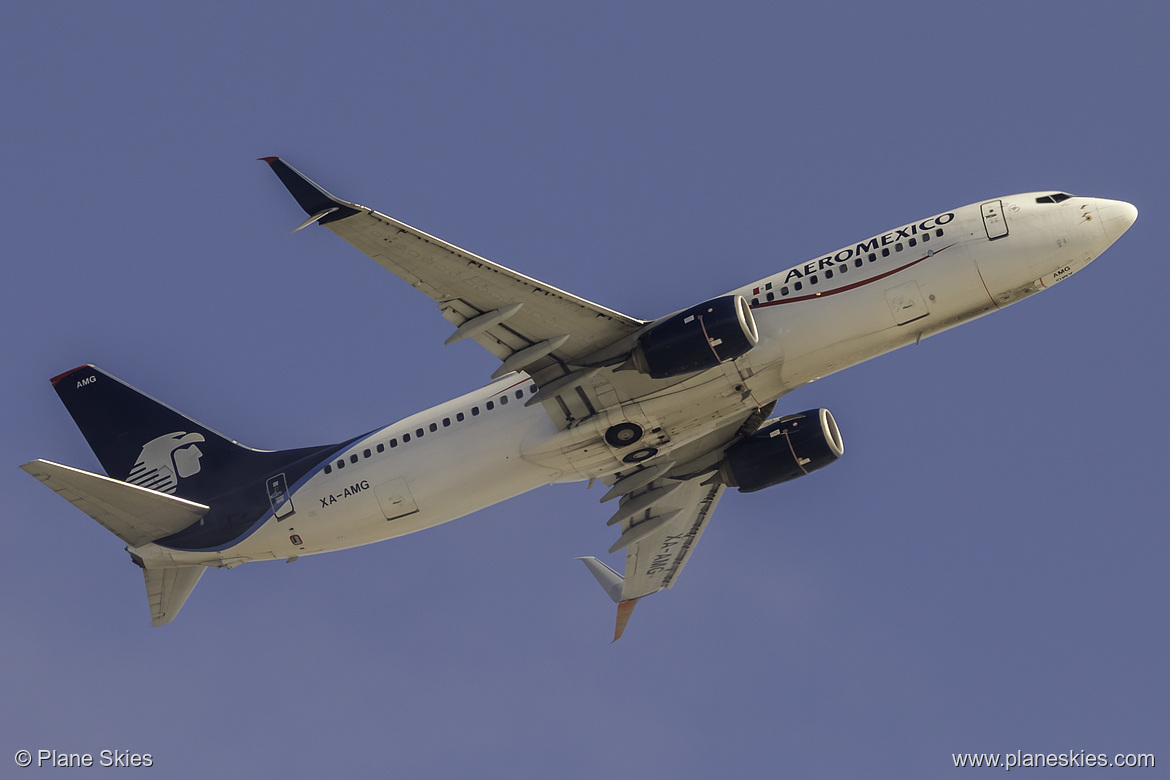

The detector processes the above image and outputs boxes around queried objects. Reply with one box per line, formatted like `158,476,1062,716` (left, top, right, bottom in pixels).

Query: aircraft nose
1095,198,1138,243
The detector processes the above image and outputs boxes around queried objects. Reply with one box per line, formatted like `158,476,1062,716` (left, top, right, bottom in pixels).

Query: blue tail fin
50,365,349,549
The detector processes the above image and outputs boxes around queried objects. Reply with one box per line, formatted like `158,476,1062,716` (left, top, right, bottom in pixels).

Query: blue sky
2,2,1165,776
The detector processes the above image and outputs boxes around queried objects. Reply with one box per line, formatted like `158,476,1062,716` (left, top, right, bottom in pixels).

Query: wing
580,469,727,641
577,402,777,640
262,158,645,378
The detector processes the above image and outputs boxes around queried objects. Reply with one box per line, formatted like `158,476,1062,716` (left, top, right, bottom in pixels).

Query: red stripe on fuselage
749,243,956,309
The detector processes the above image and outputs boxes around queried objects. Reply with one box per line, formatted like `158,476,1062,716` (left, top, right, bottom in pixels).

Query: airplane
22,159,1138,639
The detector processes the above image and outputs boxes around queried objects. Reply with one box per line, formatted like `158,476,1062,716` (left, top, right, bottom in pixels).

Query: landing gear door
981,199,1009,240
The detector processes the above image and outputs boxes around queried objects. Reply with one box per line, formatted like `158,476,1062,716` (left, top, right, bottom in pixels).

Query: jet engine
629,295,759,379
719,408,843,493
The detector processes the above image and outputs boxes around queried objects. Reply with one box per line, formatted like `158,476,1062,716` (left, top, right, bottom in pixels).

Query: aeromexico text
780,212,956,284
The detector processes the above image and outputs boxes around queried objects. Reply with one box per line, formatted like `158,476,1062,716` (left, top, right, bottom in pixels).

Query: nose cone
1095,198,1138,243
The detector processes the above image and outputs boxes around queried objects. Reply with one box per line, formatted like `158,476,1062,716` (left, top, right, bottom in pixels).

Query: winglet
577,556,623,602
614,599,639,642
577,557,640,641
259,157,361,225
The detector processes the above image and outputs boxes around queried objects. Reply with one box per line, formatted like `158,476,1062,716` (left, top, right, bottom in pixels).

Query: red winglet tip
258,156,280,165
613,599,639,643
50,365,92,387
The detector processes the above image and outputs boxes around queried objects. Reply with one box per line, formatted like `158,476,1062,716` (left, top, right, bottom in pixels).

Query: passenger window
810,275,818,285
882,248,890,257
528,385,537,394
324,464,332,475
794,281,803,291
908,238,917,248
363,449,371,458
781,286,789,296
376,443,384,453
500,395,508,405
935,228,943,237
337,460,345,469
472,407,479,416
751,298,759,306
922,232,930,242
416,428,424,437
868,253,877,262
456,412,465,422
766,292,774,301
429,423,437,432
390,438,398,448
825,269,833,279
443,418,451,427
515,390,524,399
486,401,494,411
855,257,863,267
895,243,903,252
350,454,358,464
403,433,411,443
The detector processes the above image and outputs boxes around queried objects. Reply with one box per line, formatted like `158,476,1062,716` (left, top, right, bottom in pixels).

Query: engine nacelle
719,408,844,493
630,295,759,379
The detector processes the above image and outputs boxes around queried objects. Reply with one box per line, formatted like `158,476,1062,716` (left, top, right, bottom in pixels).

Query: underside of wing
262,158,646,379
610,474,727,601
575,404,781,639
580,467,729,641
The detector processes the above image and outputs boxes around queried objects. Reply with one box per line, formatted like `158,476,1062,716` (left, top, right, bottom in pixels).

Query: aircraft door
375,477,419,521
981,200,1009,240
267,473,295,520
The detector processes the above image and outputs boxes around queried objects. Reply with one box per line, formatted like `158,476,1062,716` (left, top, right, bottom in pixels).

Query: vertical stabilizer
51,365,260,502
29,365,354,625
44,365,348,551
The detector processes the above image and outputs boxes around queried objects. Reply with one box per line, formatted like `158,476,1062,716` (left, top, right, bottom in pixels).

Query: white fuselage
136,193,1135,569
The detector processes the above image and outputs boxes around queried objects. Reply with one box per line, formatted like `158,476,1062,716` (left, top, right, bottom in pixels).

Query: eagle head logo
125,432,206,494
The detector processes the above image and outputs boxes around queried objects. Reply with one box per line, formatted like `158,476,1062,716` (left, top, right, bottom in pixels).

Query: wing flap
619,477,726,600
578,472,726,640
21,459,209,547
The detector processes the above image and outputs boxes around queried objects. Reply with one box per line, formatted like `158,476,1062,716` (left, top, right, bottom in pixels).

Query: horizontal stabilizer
144,565,206,627
21,459,209,547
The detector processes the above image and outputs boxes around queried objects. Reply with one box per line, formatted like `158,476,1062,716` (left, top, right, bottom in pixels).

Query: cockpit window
1035,192,1073,204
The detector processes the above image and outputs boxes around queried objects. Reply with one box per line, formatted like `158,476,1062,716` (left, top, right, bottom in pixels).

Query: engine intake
719,408,843,493
630,295,759,379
